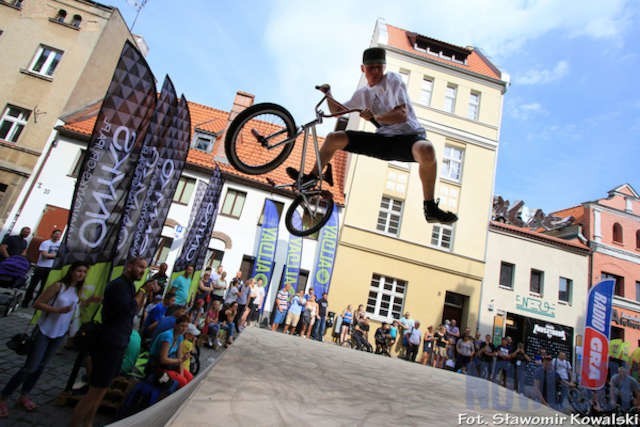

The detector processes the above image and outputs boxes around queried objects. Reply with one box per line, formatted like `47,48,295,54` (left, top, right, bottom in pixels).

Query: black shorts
344,130,426,162
90,344,126,388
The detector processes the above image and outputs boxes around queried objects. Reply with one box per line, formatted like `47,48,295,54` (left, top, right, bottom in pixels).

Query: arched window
613,223,623,243
55,9,67,23
71,14,82,28
636,230,640,249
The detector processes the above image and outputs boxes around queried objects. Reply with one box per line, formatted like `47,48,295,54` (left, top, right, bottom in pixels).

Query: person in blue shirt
151,305,188,342
283,290,306,335
170,265,194,306
142,292,175,338
149,314,192,388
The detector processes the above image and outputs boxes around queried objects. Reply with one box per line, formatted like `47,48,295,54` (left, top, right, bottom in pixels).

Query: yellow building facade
0,0,137,230
329,20,509,348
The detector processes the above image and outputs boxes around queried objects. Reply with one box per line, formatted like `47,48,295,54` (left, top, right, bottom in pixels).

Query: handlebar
314,84,380,128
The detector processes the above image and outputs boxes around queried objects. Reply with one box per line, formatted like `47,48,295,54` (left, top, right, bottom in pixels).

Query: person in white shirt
552,352,573,408
286,47,457,225
23,229,62,307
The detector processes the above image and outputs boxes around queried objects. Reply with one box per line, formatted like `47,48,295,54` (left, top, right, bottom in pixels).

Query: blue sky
113,0,640,214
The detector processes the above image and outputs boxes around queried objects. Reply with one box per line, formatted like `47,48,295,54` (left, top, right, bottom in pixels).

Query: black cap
363,47,386,65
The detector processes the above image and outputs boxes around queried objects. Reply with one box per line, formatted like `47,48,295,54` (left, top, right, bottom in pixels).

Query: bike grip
315,84,331,93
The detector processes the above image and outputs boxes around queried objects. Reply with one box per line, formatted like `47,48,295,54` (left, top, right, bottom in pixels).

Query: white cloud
262,0,632,128
514,61,570,85
508,102,547,120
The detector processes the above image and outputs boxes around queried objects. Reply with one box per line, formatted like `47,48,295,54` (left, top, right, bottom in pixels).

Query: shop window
558,277,572,304
613,223,623,243
530,269,544,295
220,188,246,218
366,273,407,321
499,262,514,289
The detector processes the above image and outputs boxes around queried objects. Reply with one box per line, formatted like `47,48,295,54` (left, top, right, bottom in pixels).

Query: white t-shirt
37,239,61,268
343,72,424,136
254,286,266,308
553,358,572,381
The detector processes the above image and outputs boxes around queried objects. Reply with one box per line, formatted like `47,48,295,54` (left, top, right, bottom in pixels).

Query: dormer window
71,14,82,28
55,9,67,23
193,133,216,153
408,32,470,66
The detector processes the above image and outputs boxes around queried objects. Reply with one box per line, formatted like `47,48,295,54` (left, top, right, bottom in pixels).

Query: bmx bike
224,85,367,237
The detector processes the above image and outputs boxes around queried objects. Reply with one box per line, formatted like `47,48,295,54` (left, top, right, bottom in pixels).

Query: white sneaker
216,339,223,348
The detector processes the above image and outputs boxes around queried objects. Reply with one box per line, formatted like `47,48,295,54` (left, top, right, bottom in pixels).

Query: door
26,205,69,263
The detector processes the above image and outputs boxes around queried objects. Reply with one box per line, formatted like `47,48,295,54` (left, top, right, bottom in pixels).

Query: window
0,105,30,143
54,9,67,23
376,196,403,235
69,149,86,178
257,199,284,225
499,262,515,289
172,176,196,205
438,184,459,213
366,273,407,320
441,145,464,182
385,169,408,197
220,188,246,218
29,45,63,77
530,269,544,295
0,182,6,207
152,237,173,266
468,91,481,120
71,14,82,28
444,84,457,113
420,77,433,105
559,277,572,303
602,272,624,298
613,223,623,243
193,134,215,152
399,69,410,86
635,281,640,303
431,224,453,249
636,230,640,249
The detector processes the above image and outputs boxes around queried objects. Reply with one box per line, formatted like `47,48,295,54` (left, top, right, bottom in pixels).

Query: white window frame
220,188,246,218
468,91,481,120
441,145,464,182
431,224,453,250
0,105,30,143
376,196,403,236
366,273,407,321
29,45,63,77
399,69,410,86
558,277,572,304
420,76,434,106
444,84,457,113
193,133,215,153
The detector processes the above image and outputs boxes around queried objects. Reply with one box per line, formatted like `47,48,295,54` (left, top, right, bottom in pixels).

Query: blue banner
311,204,339,297
252,199,280,311
581,279,615,390
280,211,303,290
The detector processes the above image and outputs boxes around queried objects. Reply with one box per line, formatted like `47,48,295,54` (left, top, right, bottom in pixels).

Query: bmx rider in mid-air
287,47,458,225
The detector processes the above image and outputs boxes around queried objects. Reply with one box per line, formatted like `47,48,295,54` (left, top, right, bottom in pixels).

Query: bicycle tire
224,103,297,175
285,190,334,237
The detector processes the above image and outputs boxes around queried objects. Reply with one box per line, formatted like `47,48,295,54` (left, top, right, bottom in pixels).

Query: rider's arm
371,104,407,125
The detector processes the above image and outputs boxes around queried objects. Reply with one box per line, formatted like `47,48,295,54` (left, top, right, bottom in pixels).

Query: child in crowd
180,324,200,376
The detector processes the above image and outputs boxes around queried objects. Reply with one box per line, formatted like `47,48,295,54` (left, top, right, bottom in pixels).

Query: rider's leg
287,131,348,183
412,140,458,224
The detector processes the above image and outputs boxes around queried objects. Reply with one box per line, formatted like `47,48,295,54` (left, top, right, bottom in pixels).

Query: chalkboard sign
524,317,574,384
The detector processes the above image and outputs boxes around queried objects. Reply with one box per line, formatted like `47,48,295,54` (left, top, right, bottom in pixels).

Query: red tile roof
385,24,502,81
57,99,346,205
490,221,590,252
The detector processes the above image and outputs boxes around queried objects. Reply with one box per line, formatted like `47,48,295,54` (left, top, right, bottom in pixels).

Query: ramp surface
167,328,570,427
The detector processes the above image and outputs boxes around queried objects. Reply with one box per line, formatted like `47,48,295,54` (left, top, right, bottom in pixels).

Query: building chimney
214,91,255,163
229,91,254,122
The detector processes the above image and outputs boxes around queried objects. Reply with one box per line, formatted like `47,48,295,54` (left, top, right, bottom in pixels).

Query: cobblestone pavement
0,308,220,427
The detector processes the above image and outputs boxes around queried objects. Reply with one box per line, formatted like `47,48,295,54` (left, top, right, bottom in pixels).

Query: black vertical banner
173,166,223,273
114,76,178,266
131,95,191,263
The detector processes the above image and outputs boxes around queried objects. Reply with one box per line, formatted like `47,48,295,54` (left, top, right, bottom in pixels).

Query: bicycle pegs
315,84,331,93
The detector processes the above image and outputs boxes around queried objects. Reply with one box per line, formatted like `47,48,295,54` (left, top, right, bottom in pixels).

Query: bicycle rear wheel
224,103,297,175
285,190,334,237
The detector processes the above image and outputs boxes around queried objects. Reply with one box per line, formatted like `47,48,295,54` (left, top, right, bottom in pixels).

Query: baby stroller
0,255,31,316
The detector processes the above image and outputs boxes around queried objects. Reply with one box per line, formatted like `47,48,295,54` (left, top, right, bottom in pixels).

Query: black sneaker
286,165,334,187
424,199,458,224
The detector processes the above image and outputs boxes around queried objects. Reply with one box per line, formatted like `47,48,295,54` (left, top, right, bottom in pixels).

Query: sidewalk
0,308,219,427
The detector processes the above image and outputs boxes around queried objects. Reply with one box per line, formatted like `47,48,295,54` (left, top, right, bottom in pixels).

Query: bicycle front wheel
285,190,334,237
224,103,297,175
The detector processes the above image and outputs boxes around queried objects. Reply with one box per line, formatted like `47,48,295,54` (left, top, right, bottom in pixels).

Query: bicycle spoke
232,112,292,169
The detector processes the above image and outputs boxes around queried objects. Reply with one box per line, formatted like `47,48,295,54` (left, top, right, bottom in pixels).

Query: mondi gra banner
280,210,302,290
311,204,339,297
581,278,615,389
252,199,280,311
